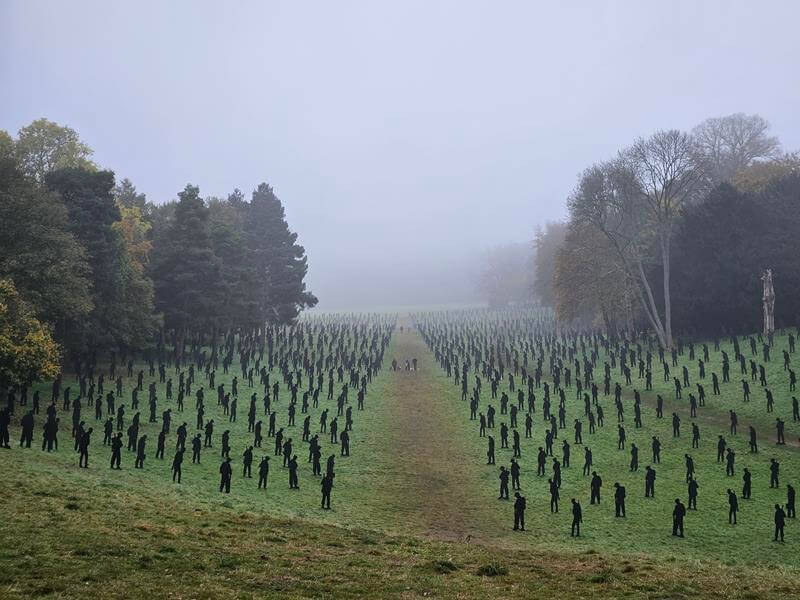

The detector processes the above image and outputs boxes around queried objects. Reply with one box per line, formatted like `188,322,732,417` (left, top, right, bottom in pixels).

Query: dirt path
373,325,505,543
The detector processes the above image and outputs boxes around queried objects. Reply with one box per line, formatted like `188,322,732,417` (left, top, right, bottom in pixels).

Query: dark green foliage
2,119,317,366
151,185,225,354
45,168,156,351
148,199,176,243
150,183,317,347
207,191,260,330
668,178,800,335
246,183,318,324
114,177,150,216
0,156,93,327
761,174,800,328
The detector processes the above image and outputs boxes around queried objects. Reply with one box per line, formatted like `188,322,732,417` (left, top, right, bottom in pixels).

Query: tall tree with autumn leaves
45,168,157,354
2,118,319,380
0,279,60,386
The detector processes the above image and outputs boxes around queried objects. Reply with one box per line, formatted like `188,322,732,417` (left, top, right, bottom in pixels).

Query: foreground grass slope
2,320,800,597
1,462,798,600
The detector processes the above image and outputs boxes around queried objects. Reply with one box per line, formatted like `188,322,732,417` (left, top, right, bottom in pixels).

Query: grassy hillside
1,463,798,600
2,321,799,598
415,328,800,564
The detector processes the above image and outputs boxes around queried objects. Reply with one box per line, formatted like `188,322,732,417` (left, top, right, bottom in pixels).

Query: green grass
1,466,798,599
1,321,799,598
2,340,413,535
419,326,800,564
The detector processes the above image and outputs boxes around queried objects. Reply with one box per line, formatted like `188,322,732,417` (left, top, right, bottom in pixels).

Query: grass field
414,323,800,564
1,315,799,598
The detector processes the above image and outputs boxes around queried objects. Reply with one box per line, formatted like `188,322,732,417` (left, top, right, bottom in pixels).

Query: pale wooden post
762,269,775,336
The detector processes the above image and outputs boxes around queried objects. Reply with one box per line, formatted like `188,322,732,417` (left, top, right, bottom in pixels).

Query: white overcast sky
2,1,799,309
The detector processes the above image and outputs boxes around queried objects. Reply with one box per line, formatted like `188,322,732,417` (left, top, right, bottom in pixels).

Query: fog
2,1,799,310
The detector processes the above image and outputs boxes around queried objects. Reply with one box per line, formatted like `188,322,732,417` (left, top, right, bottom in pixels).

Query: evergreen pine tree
151,184,224,361
0,156,92,332
247,183,317,325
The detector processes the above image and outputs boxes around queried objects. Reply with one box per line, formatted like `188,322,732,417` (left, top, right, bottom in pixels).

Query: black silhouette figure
513,492,526,531
571,498,582,537
672,498,686,537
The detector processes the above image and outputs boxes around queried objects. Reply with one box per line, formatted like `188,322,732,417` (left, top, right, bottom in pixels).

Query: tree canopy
0,278,60,387
14,118,95,182
151,184,226,356
0,118,318,379
0,154,93,327
539,112,797,340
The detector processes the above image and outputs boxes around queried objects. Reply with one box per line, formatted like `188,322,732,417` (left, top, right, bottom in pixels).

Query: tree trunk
661,233,673,349
176,328,185,365
600,303,612,334
602,232,668,349
635,260,668,349
623,284,634,339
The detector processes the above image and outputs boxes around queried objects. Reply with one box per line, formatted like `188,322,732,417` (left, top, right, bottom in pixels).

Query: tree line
0,119,317,387
531,113,800,343
478,243,534,308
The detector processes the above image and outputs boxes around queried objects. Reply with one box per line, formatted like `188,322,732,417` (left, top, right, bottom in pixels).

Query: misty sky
2,1,799,310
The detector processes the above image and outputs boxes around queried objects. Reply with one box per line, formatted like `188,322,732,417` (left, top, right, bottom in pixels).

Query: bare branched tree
532,222,568,307
568,160,662,343
692,113,781,186
553,220,628,332
626,130,704,348
568,130,704,348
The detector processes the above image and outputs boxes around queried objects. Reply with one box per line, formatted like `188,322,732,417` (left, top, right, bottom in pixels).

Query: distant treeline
531,113,800,343
0,119,317,386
